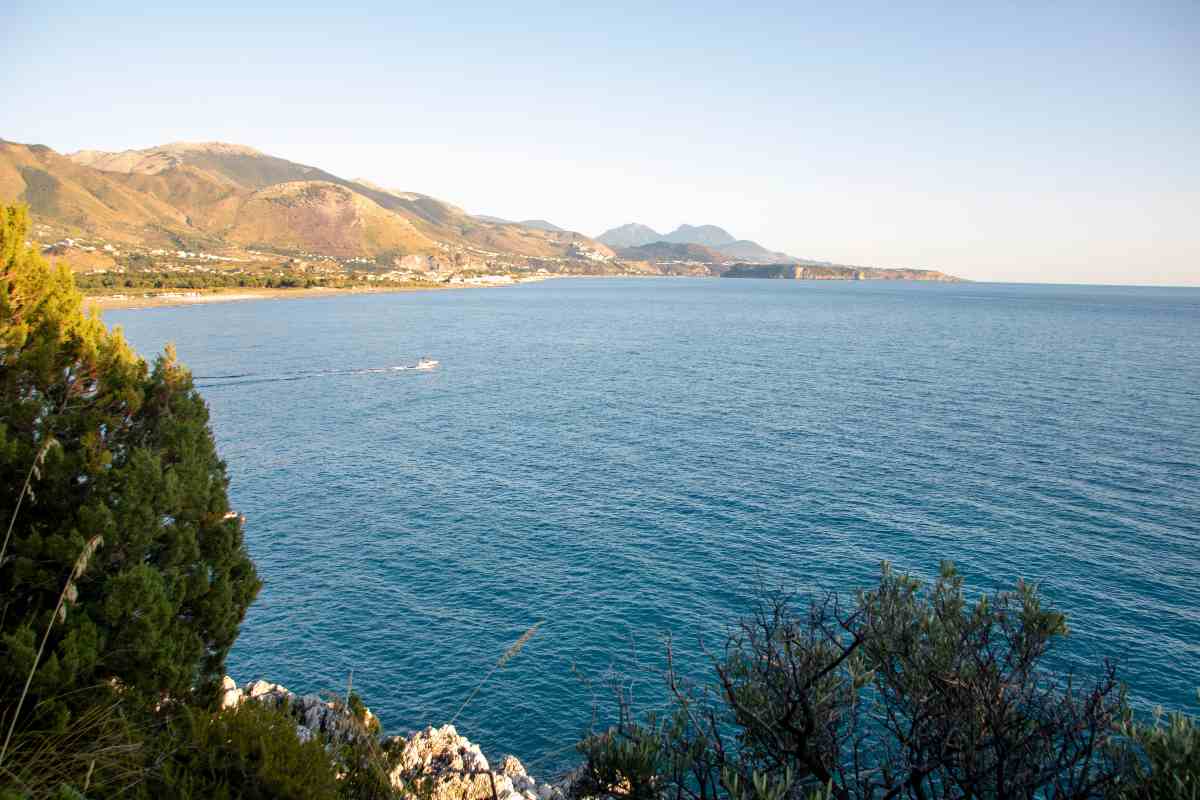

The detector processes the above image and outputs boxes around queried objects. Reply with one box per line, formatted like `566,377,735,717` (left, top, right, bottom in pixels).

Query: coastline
83,277,555,310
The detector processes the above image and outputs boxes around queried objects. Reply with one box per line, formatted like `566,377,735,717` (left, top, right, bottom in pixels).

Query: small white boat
414,357,439,370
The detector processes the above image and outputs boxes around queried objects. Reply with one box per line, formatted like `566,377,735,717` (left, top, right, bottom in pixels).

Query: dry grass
450,622,543,725
0,699,144,798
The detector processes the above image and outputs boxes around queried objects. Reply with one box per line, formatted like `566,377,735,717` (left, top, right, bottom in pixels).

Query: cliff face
722,263,962,282
222,677,576,800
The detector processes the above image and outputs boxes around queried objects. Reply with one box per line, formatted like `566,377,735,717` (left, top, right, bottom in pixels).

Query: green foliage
146,701,340,800
0,202,260,736
583,563,1133,800
71,269,436,295
326,691,405,800
348,691,380,736
332,733,404,800
578,719,669,800
1120,691,1200,799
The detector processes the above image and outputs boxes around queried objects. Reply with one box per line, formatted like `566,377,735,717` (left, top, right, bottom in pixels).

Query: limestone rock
221,676,574,800
219,675,244,709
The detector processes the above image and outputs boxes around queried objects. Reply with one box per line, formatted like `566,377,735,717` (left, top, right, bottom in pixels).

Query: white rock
219,675,244,710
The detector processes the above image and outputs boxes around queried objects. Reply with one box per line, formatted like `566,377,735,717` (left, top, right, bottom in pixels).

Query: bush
147,701,340,800
1120,691,1200,799
582,563,1133,800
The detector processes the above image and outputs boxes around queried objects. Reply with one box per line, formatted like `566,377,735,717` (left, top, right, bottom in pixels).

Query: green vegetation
1,201,260,721
149,701,341,800
0,203,261,796
0,199,1196,797
1119,693,1200,799
72,270,445,294
578,564,1199,800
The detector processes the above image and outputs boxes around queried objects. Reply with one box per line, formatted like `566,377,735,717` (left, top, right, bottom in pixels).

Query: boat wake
195,363,435,388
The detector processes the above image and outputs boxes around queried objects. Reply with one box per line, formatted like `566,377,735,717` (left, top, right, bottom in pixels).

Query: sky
2,0,1197,285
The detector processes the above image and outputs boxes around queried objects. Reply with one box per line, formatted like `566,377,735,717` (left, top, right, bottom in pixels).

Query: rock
222,676,571,800
500,755,527,777
389,725,555,800
219,675,243,710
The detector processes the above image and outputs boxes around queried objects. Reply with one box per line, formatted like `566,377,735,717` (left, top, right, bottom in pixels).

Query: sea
106,277,1200,773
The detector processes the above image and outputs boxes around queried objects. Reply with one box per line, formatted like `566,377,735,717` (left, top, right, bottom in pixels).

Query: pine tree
0,204,260,731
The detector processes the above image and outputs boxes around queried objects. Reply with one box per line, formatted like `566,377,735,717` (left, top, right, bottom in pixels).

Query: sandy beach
82,278,553,310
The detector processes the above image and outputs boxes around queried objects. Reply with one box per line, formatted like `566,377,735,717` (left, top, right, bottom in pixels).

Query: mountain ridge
1,139,616,269
597,222,806,264
1,137,960,282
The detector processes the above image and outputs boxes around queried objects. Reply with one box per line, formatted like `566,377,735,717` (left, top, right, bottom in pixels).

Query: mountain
474,215,565,233
661,224,736,247
514,219,564,232
598,222,800,263
596,223,662,248
0,139,615,266
614,241,728,264
1,138,960,281
712,239,793,262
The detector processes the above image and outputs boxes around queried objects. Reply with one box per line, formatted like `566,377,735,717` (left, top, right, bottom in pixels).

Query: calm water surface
107,278,1200,771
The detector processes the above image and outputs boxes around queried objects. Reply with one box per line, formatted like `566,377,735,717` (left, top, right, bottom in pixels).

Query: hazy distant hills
661,224,735,247
596,222,799,263
594,223,662,249
0,139,613,264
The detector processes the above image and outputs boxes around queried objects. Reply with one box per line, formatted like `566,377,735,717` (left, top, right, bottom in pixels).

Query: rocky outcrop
219,676,378,745
221,677,575,800
389,724,569,800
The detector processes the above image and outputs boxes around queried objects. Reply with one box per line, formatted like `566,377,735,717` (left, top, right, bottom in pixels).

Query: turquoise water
107,278,1200,771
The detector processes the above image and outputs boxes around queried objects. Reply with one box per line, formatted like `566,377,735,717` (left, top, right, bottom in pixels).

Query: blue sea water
107,278,1200,772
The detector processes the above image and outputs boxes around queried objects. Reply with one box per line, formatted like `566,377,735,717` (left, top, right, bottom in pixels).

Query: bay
107,277,1200,771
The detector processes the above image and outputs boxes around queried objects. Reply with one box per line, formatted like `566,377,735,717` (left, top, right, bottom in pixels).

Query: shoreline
83,277,555,310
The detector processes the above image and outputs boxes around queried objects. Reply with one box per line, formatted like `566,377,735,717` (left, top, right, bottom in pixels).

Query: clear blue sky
3,0,1197,284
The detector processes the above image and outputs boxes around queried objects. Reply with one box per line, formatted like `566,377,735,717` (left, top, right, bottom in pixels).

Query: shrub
582,563,1132,800
147,701,340,800
1120,691,1200,799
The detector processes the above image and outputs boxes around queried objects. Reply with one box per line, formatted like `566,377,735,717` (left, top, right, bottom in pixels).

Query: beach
83,277,555,310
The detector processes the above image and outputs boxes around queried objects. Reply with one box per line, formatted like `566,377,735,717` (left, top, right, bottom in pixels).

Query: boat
414,357,439,370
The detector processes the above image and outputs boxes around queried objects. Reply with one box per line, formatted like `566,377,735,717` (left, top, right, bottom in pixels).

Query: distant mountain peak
663,224,736,247
596,223,663,248
599,222,740,249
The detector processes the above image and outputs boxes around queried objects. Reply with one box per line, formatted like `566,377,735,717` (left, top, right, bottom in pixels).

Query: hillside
0,139,617,274
614,241,728,265
714,239,794,262
598,221,805,264
475,215,566,232
0,138,960,284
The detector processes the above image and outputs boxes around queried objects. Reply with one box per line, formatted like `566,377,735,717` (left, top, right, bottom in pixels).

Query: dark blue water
107,278,1200,772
